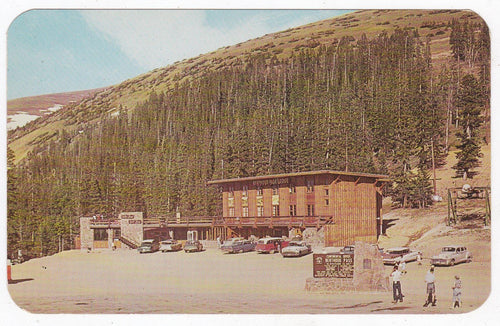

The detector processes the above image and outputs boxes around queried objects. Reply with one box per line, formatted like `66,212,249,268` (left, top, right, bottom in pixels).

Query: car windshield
442,247,456,252
289,242,301,246
140,242,152,247
388,250,406,254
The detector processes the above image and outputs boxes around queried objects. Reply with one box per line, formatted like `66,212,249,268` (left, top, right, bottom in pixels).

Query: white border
1,1,498,325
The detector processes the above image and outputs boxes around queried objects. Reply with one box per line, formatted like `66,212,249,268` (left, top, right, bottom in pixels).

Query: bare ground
6,240,490,315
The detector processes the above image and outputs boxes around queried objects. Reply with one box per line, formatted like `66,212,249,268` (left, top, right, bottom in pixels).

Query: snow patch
40,104,64,115
7,113,40,130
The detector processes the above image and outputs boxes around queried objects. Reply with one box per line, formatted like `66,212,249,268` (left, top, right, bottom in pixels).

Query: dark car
221,239,256,253
184,240,203,253
137,239,160,253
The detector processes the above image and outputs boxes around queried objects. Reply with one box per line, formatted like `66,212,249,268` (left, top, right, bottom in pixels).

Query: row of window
228,204,317,217
228,183,329,198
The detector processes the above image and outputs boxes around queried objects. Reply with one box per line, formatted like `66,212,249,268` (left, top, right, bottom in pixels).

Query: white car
382,247,420,265
160,239,182,252
431,246,472,266
281,241,312,257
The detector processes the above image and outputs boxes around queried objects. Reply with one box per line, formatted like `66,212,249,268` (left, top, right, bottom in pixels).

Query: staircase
118,236,140,249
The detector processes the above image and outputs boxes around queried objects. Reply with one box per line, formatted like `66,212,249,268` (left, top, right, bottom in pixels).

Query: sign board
313,253,354,278
252,178,289,187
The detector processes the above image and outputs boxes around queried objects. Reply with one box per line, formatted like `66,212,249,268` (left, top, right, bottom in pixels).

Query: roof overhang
207,170,390,186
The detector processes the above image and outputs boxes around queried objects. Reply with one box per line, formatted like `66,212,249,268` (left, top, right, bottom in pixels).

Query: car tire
450,259,455,266
270,250,275,254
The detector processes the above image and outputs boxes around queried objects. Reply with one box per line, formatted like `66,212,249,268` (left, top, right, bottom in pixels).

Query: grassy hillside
7,9,485,164
7,88,107,116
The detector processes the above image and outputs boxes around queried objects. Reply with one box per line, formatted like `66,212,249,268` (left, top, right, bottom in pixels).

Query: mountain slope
8,9,485,163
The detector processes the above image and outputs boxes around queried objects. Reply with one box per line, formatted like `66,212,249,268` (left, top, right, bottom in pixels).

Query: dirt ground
6,245,491,315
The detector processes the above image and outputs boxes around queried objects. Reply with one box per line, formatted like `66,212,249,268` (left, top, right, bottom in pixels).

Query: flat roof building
207,170,388,246
79,170,388,249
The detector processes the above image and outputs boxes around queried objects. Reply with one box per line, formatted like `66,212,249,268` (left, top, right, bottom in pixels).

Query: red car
255,237,289,254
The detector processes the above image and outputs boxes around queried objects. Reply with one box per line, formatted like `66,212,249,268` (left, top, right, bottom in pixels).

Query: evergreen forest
7,15,490,258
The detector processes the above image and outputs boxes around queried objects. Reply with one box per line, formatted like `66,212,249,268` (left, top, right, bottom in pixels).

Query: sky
7,9,351,100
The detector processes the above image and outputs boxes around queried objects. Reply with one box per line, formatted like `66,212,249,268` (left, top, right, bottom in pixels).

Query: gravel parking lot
7,246,491,314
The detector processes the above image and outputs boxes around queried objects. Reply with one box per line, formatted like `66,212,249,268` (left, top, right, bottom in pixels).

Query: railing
144,216,215,226
218,216,333,228
118,236,139,249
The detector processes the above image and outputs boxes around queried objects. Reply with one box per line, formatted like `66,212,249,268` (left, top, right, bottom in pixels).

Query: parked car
341,245,355,254
221,239,256,253
382,247,420,265
137,239,160,253
255,237,289,254
160,239,182,252
184,240,203,253
281,241,312,257
431,245,472,266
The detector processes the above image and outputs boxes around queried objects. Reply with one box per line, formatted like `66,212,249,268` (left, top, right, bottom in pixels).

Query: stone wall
305,241,390,293
352,241,390,292
119,212,143,246
79,217,93,250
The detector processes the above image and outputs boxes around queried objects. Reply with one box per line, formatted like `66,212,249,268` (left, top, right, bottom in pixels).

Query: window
272,186,279,195
257,187,263,196
325,199,329,206
289,185,296,193
94,229,108,241
325,188,329,196
307,179,314,193
229,207,235,217
307,204,315,217
114,229,121,239
289,205,297,216
242,207,249,217
242,185,248,197
272,205,280,216
228,186,234,198
257,206,264,217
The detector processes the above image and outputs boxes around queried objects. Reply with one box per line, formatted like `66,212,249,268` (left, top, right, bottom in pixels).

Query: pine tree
453,74,483,179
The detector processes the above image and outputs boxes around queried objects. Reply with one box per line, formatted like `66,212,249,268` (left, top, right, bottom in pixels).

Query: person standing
391,265,403,303
400,261,407,274
424,266,437,307
452,275,462,308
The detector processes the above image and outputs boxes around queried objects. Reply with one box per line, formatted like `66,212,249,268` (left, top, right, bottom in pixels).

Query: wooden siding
213,171,386,245
325,176,378,246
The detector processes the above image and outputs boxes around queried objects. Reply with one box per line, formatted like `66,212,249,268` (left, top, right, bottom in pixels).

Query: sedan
281,241,312,257
431,245,472,266
160,239,182,252
221,239,256,253
184,240,203,253
137,239,160,254
382,247,420,265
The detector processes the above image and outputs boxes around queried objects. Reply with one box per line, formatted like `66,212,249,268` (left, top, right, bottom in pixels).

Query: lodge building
79,170,388,249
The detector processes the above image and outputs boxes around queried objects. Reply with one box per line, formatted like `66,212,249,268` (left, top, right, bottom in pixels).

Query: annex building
79,170,388,249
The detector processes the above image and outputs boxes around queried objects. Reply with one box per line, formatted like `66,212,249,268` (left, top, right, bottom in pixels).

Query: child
452,275,462,308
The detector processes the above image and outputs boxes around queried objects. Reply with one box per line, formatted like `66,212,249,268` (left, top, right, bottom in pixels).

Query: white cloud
80,10,336,70
81,10,260,70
